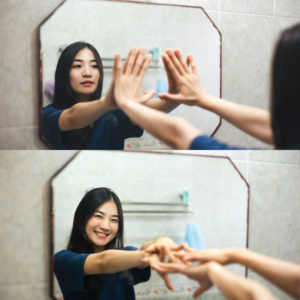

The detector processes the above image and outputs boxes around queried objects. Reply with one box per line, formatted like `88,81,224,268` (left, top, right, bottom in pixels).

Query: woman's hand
114,47,156,107
153,245,213,298
173,244,233,266
158,49,211,107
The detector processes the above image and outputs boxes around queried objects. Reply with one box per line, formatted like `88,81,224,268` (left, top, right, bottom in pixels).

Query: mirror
51,151,249,299
39,0,222,150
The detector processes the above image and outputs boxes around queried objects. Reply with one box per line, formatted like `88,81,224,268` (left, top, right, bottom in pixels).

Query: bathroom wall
52,151,248,299
1,0,299,149
0,150,299,300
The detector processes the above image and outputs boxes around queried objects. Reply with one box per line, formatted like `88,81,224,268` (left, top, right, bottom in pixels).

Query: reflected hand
153,245,214,298
162,53,179,95
142,252,174,291
114,47,156,106
158,49,209,107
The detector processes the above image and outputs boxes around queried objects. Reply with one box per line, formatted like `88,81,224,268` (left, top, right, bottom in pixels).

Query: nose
99,219,110,231
82,65,92,77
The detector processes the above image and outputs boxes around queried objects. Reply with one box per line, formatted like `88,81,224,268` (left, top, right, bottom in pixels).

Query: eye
73,64,81,68
92,64,98,69
94,214,103,218
111,219,119,223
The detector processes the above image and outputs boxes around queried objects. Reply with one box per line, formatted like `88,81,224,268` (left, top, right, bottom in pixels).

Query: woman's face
69,48,100,98
85,200,119,252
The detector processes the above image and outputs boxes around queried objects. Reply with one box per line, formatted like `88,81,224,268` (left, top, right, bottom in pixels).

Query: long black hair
53,42,104,149
271,23,300,149
67,188,124,298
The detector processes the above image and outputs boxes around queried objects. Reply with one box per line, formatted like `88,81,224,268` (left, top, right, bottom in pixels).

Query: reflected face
85,200,119,252
69,48,100,98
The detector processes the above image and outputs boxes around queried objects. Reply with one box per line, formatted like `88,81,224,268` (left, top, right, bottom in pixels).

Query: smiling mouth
94,231,109,239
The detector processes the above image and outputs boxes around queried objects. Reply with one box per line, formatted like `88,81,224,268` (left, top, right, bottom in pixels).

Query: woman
54,187,180,300
42,42,179,150
113,23,300,150
148,244,300,300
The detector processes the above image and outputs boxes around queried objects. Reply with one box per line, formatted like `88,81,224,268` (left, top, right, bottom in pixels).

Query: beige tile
249,150,300,164
0,126,48,150
219,13,275,148
0,284,49,300
220,0,274,15
0,151,77,285
248,163,300,262
275,0,300,18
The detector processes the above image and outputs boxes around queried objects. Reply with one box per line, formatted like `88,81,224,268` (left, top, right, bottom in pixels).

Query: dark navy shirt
42,104,143,149
190,135,244,150
54,247,151,300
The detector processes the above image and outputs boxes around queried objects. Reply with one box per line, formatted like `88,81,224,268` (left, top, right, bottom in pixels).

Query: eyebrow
95,210,119,218
73,59,97,62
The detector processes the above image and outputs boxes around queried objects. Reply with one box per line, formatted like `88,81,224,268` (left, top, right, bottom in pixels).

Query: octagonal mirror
50,151,249,299
39,0,222,150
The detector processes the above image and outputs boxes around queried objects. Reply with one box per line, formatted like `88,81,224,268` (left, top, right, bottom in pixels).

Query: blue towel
184,222,205,250
154,77,175,115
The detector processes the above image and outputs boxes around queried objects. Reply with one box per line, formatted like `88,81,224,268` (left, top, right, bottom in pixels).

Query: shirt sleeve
190,135,246,150
54,250,92,292
112,109,144,138
42,105,72,149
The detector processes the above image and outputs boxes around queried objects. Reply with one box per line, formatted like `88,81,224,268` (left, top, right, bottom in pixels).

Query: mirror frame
38,0,222,149
49,151,249,299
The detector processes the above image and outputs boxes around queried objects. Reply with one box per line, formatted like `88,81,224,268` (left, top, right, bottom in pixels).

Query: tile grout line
232,159,299,167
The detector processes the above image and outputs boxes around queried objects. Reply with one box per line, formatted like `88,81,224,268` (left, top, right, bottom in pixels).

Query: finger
161,273,173,291
158,93,182,102
154,262,183,274
145,244,157,253
166,49,185,76
141,90,157,102
114,54,122,79
183,243,194,252
162,55,174,81
186,54,198,76
125,47,137,75
174,49,190,73
162,53,181,82
137,54,152,79
164,246,181,264
132,47,146,76
193,282,212,298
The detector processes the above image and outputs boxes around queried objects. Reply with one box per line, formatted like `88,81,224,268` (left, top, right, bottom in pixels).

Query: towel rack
121,201,194,214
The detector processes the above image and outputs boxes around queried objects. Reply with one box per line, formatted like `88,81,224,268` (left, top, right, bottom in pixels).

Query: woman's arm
84,249,146,275
159,49,274,145
59,97,116,131
177,246,300,299
119,101,201,149
154,246,278,300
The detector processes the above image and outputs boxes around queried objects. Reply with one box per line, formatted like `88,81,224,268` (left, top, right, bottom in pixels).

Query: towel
154,77,176,115
184,222,204,250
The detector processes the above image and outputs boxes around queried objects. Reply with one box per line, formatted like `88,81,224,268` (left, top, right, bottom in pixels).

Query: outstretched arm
159,49,274,145
175,246,300,299
113,48,202,149
154,246,278,300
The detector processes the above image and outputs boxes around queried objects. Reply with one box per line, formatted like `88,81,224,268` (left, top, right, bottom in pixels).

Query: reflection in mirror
51,152,249,299
40,0,221,150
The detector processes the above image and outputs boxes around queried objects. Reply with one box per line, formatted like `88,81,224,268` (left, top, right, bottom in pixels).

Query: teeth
95,232,107,236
